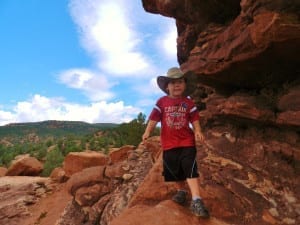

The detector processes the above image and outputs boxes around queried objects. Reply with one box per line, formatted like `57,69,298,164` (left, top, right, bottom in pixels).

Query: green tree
31,143,48,161
42,147,64,176
137,112,146,124
115,112,148,146
46,139,53,147
0,145,15,166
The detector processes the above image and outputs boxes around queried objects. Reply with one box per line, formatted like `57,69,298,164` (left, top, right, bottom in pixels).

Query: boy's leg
187,177,209,218
163,149,188,205
172,181,188,205
186,177,200,198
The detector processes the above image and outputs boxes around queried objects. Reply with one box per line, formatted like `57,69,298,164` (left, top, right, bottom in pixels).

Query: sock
192,196,202,201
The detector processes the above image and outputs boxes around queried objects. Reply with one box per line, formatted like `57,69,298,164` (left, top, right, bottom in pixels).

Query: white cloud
161,23,177,59
57,68,114,101
65,0,178,106
0,110,15,126
134,77,163,97
0,94,141,125
69,0,151,76
0,1,180,126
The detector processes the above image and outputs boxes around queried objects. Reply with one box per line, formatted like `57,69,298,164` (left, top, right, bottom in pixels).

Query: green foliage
45,139,53,147
58,135,82,156
30,143,48,161
0,145,15,166
117,122,144,146
0,113,160,175
0,120,118,140
41,147,64,177
88,136,113,151
112,112,147,147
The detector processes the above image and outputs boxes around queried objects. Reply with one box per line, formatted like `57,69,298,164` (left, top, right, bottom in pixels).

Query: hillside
0,115,154,172
0,120,118,141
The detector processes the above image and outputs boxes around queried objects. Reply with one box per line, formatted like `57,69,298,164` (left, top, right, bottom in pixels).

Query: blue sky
0,0,178,125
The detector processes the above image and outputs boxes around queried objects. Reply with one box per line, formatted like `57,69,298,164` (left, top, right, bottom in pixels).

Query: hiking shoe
190,199,210,218
172,190,187,205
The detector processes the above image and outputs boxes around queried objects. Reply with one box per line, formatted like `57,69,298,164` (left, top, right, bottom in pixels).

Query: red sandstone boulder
50,167,67,183
109,145,135,164
66,166,107,196
142,136,162,160
0,167,7,177
6,155,43,176
63,151,108,177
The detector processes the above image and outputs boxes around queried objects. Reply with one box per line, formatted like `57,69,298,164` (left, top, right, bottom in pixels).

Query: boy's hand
142,120,158,143
195,131,204,142
142,132,150,143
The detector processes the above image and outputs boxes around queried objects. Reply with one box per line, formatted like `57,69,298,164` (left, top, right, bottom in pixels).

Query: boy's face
166,78,186,98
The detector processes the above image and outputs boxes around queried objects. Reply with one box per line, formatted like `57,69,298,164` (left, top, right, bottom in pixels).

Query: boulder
6,155,43,176
63,151,108,177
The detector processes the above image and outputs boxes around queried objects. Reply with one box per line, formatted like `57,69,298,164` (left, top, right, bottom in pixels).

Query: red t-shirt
149,96,199,150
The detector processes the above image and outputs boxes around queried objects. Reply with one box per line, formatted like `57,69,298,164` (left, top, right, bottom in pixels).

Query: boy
142,67,209,218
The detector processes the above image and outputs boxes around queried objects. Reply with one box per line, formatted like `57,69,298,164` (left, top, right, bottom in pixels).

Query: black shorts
162,146,199,182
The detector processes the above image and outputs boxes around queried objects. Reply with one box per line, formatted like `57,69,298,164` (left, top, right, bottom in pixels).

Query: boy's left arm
192,120,204,142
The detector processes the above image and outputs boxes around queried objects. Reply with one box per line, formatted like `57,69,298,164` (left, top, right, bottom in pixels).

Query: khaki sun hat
157,67,187,94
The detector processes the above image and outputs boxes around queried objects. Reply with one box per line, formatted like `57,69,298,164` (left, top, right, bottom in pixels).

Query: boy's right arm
142,120,158,142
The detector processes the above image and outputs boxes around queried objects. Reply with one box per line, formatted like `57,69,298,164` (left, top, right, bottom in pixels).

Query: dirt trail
24,183,72,225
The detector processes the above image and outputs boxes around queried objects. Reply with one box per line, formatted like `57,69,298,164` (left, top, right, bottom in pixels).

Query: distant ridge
0,120,119,139
4,120,117,127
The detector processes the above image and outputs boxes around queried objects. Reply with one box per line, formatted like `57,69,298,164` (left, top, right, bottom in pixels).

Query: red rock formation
0,176,58,225
6,155,43,176
56,143,155,225
112,1,300,225
1,1,299,225
109,145,135,164
63,151,109,177
0,167,7,177
0,143,155,225
50,167,67,183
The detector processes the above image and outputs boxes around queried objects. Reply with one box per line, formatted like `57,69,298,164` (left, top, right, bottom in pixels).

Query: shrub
42,147,64,177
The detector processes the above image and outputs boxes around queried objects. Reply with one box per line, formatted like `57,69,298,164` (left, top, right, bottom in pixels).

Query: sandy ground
24,182,72,225
0,176,72,225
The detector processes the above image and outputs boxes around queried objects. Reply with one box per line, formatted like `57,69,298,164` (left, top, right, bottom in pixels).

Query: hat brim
157,75,188,94
157,76,171,94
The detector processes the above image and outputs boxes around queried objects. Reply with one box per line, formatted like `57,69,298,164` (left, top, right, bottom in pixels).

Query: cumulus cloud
0,1,178,126
65,0,177,100
161,23,177,59
68,0,151,76
57,68,115,101
0,94,141,126
133,77,163,97
0,110,15,126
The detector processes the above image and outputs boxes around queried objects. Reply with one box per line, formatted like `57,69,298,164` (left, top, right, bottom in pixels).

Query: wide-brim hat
157,67,187,94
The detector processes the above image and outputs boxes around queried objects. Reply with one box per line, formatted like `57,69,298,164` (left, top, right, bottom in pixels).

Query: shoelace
193,200,206,211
